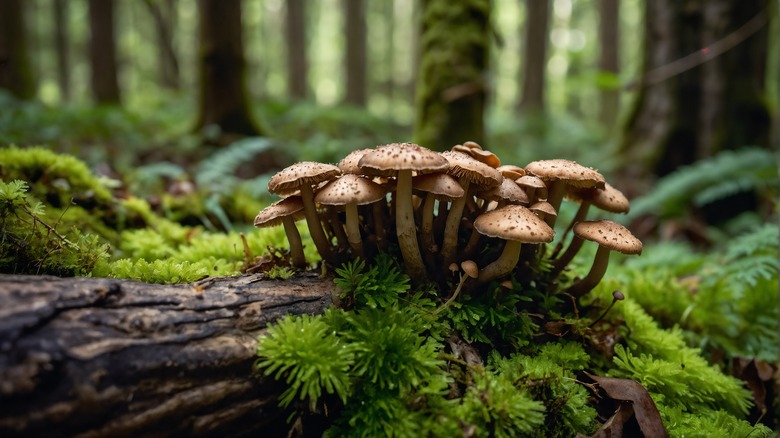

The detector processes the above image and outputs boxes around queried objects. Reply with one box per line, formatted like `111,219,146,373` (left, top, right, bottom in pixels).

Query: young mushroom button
524,159,605,228
254,196,307,268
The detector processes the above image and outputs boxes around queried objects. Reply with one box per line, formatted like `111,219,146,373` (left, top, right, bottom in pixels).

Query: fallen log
0,272,334,437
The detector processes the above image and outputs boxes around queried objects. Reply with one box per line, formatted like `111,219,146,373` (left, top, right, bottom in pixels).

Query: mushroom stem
545,180,566,228
344,202,364,259
299,184,334,262
477,240,522,284
551,235,584,277
328,205,349,251
567,245,611,297
461,224,481,259
551,202,590,259
441,178,471,267
372,201,387,251
420,193,438,253
282,217,307,268
396,169,426,282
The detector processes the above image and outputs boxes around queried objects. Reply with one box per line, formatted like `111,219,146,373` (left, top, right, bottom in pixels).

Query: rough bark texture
619,0,771,186
598,0,620,130
285,0,308,100
344,0,367,106
195,0,262,137
0,272,334,437
413,0,490,151
88,0,121,105
0,0,36,99
517,0,550,114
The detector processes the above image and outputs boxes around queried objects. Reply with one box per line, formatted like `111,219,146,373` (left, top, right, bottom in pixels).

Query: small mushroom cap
474,204,554,243
413,173,465,201
451,144,501,168
478,178,529,205
515,175,548,198
254,196,305,227
525,159,605,189
461,260,479,279
314,174,386,206
573,220,643,255
441,151,502,189
462,140,483,150
268,161,342,196
497,165,526,180
358,142,449,176
568,183,630,214
338,148,373,174
529,201,557,218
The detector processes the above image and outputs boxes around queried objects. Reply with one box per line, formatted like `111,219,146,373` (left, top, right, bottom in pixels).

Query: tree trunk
0,0,36,100
53,0,70,101
285,0,308,100
517,0,550,114
195,0,262,137
619,0,770,184
343,0,367,107
413,0,490,151
598,0,620,131
143,0,180,90
88,0,121,105
0,272,333,437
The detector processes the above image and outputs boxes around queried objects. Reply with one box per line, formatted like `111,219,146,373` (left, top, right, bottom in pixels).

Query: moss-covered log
0,272,333,437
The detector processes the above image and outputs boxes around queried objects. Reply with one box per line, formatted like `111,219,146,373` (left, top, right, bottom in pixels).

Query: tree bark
0,0,36,100
88,0,121,105
53,0,70,101
285,0,308,100
344,0,367,106
598,0,620,130
195,0,262,137
413,0,490,151
0,272,333,437
517,0,550,115
143,0,180,90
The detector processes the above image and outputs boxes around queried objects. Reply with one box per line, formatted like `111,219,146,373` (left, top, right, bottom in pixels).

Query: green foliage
334,254,411,309
266,265,295,280
658,404,774,438
93,258,209,284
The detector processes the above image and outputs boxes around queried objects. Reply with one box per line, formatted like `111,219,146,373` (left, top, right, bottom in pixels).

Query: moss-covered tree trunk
619,0,771,184
195,0,262,137
0,0,35,100
88,0,121,105
413,0,490,151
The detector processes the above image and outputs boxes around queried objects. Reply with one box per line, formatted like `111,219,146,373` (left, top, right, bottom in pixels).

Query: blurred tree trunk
285,0,308,100
344,0,367,106
53,0,70,101
0,0,36,100
517,0,550,114
413,0,490,151
195,0,262,137
88,0,121,105
143,0,180,90
619,0,771,184
598,0,620,131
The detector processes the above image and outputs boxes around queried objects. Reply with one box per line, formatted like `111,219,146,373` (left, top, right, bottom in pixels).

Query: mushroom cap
474,204,554,243
451,144,501,168
254,196,305,227
529,201,557,218
462,141,483,150
568,183,630,214
413,173,465,201
358,142,448,176
268,161,342,196
314,174,386,206
525,159,605,189
573,220,642,255
478,178,529,205
338,148,373,174
515,175,548,198
440,151,502,189
497,165,526,180
461,260,479,279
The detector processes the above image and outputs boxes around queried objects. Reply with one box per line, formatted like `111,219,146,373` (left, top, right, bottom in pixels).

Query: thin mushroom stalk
395,169,426,282
281,218,306,268
478,240,522,284
299,184,334,262
567,245,612,297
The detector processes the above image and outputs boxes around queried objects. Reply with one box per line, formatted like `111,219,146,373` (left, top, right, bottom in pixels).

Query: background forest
0,0,779,436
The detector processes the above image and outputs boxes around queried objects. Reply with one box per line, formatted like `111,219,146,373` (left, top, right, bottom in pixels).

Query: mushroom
358,142,449,282
566,220,642,297
338,148,373,174
515,175,547,205
439,151,502,268
473,204,555,283
413,173,464,253
254,196,307,268
496,164,526,180
315,174,386,259
528,201,557,221
524,159,605,228
268,162,342,263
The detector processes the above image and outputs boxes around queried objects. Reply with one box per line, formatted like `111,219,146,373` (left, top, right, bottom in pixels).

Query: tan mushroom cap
338,148,373,174
358,142,449,176
573,220,642,255
314,174,386,206
451,144,501,168
515,175,548,197
413,173,465,201
478,178,529,205
462,140,483,150
529,201,557,218
474,205,554,243
461,260,479,279
568,183,630,214
440,151,502,189
497,165,526,180
525,159,605,189
268,161,342,196
254,196,305,227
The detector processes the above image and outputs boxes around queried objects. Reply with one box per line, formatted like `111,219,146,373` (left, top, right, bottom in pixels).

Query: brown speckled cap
568,183,630,214
529,201,557,218
254,196,305,227
358,142,448,176
497,165,526,180
413,173,465,201
573,220,642,255
441,151,502,189
314,174,386,206
525,159,605,189
338,148,373,174
474,205,554,243
268,161,341,196
478,178,529,205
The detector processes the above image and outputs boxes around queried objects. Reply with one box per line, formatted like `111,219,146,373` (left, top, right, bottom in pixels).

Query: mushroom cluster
256,141,641,296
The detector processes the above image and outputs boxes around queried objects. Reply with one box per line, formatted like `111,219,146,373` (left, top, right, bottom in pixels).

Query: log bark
0,272,334,437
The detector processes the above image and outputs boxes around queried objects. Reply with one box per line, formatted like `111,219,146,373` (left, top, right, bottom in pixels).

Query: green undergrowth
256,254,774,437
